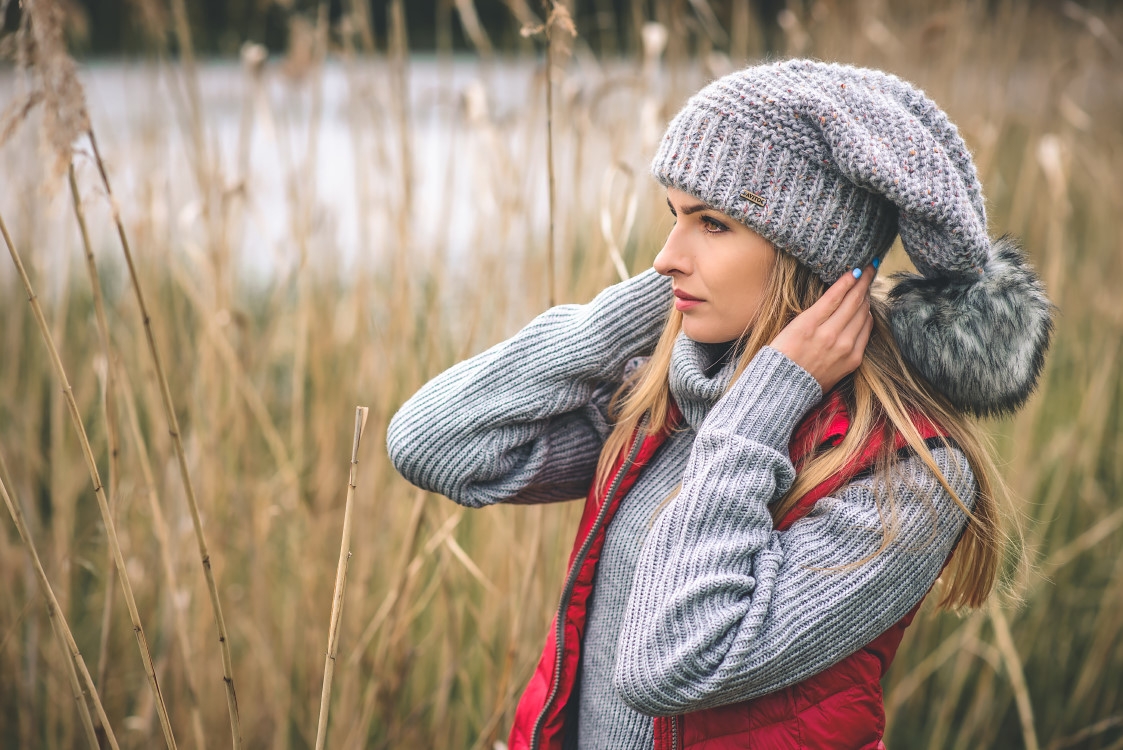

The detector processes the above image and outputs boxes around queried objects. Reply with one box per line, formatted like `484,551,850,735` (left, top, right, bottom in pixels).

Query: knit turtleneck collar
668,333,740,430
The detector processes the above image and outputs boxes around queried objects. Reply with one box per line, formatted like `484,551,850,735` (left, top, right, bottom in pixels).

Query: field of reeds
1,1,1121,748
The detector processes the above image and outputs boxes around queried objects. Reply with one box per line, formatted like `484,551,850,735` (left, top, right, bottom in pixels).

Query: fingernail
871,257,880,270
852,268,862,279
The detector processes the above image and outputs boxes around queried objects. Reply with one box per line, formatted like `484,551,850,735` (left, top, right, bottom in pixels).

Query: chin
680,322,736,345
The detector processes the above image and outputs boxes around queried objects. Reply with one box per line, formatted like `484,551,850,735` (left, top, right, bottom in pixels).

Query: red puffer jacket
507,391,947,750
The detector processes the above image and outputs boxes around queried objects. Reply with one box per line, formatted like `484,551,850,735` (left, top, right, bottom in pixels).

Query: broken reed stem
314,406,370,750
0,450,109,750
85,128,243,750
0,209,178,750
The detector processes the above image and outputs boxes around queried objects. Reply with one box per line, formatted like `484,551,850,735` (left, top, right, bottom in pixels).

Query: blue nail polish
852,268,862,279
872,257,880,269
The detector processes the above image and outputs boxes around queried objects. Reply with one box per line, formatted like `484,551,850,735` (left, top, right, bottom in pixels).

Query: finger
839,296,872,345
848,262,876,298
852,308,874,361
822,264,875,333
804,268,861,324
834,293,872,355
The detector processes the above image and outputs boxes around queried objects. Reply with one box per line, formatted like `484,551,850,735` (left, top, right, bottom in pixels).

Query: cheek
717,256,773,333
724,255,771,307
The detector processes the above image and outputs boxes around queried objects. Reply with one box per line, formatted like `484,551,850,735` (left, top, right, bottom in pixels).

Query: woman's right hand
769,263,876,394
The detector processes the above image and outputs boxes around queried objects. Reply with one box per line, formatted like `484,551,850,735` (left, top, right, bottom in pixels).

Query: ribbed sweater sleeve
386,269,672,507
613,346,975,715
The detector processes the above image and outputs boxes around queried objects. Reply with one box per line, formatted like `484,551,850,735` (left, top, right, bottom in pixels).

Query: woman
387,60,1053,749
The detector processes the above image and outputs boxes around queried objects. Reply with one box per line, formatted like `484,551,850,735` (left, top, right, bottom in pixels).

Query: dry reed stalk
1002,336,1118,598
276,18,331,747
116,358,210,750
0,450,107,750
348,504,461,744
0,443,37,750
0,209,179,749
44,206,76,750
1048,716,1123,750
84,128,241,748
236,43,267,186
951,663,1000,748
339,490,427,748
922,618,986,750
314,406,370,750
388,0,414,288
48,610,100,750
898,478,1123,741
911,615,983,750
444,536,498,593
344,0,377,52
342,675,379,749
599,162,639,282
70,160,212,750
429,585,458,745
728,0,751,61
69,164,122,703
990,602,1040,750
884,611,983,719
167,0,209,192
93,363,119,696
274,587,298,750
163,0,229,313
543,3,570,307
348,500,457,665
471,505,545,750
170,264,301,491
454,0,496,58
290,2,331,498
502,0,541,29
1042,506,1123,578
1063,551,1123,723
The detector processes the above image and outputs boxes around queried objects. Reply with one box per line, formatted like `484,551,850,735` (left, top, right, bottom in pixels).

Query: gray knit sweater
386,269,974,749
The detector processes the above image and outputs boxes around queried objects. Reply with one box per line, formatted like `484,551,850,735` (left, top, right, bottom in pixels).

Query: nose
653,225,690,277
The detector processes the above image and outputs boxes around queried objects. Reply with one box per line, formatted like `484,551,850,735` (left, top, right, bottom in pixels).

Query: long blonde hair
596,251,1013,610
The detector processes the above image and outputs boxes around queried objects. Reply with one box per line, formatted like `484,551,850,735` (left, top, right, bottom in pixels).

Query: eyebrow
666,197,710,216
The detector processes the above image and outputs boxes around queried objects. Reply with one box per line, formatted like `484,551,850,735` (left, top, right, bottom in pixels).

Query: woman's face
654,187,778,344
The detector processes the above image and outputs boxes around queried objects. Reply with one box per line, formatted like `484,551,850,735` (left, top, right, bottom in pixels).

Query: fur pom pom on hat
651,59,1054,417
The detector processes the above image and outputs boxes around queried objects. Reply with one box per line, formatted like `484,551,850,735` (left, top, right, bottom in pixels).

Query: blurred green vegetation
4,0,787,56
5,0,1117,58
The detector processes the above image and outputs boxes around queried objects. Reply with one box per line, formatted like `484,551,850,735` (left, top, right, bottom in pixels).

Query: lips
673,289,703,311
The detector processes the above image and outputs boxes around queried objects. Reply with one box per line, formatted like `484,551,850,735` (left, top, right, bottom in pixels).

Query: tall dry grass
1,1,1121,748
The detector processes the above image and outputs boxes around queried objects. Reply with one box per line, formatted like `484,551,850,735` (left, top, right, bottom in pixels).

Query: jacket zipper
529,413,650,750
671,715,681,750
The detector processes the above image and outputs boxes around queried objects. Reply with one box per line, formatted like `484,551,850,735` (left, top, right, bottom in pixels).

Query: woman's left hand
769,263,876,393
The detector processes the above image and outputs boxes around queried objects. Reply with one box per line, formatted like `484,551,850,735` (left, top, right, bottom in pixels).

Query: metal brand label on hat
740,189,766,207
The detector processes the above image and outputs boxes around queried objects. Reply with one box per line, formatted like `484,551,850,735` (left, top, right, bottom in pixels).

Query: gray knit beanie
652,59,1054,417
